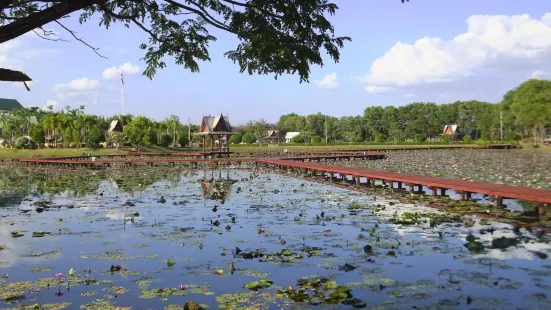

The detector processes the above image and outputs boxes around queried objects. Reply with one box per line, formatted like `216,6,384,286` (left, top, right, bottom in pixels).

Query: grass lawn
0,148,127,158
230,144,479,152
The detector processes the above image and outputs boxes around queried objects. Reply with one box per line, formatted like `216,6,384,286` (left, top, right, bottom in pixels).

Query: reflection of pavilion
200,170,237,204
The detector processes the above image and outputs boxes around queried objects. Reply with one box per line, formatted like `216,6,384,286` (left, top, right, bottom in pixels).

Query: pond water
1,167,551,309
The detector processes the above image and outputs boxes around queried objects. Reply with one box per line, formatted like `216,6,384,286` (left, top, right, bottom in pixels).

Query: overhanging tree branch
54,20,106,58
0,0,106,44
163,0,235,33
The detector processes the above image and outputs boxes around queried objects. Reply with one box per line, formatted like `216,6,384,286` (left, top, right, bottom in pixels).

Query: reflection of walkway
261,159,551,208
16,149,551,210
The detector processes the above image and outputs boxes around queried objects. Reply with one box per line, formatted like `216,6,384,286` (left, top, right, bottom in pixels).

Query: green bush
505,131,518,141
414,134,426,143
480,132,490,140
177,132,189,147
242,132,256,144
462,134,473,142
375,134,386,143
29,123,44,146
229,133,242,144
159,134,171,147
310,136,322,144
291,134,306,144
476,139,490,146
14,136,37,149
441,134,452,144
88,126,104,146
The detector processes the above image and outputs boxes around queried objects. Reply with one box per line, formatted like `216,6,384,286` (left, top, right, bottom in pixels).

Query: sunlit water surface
0,168,550,309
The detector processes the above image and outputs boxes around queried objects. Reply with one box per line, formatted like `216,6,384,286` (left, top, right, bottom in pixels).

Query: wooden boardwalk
18,152,385,167
14,146,551,209
259,159,551,206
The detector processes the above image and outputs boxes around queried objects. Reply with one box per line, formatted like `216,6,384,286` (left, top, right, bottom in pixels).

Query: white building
285,132,300,143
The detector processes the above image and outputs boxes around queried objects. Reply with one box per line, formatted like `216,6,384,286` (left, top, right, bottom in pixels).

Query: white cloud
404,93,415,98
531,70,550,78
0,28,60,71
42,99,59,111
102,62,140,80
313,72,339,89
53,77,100,92
358,12,551,93
0,40,23,70
364,85,395,93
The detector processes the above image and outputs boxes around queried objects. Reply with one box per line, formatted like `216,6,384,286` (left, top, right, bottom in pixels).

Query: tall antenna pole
120,72,125,115
500,111,503,140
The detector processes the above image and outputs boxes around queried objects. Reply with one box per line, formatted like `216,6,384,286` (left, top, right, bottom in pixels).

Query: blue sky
1,0,551,124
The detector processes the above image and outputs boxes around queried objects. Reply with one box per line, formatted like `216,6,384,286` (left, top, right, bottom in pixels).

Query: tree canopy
0,0,364,84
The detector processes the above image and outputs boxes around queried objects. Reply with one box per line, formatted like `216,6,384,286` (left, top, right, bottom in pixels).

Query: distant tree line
1,79,549,149
230,79,551,145
0,105,197,150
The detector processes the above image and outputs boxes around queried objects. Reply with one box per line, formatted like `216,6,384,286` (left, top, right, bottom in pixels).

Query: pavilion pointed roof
196,113,233,135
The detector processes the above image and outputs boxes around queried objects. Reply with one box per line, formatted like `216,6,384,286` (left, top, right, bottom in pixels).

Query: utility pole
325,115,328,143
500,111,503,140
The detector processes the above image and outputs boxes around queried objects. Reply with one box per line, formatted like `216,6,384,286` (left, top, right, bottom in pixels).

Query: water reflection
199,169,237,204
1,165,550,309
0,165,188,200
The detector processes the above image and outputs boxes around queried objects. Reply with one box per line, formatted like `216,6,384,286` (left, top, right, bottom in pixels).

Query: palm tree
42,114,55,146
166,114,180,146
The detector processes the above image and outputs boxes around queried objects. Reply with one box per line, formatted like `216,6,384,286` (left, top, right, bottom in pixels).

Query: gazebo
195,114,233,155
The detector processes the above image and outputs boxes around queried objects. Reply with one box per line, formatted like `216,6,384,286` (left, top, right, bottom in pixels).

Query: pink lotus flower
179,285,186,290
55,273,63,279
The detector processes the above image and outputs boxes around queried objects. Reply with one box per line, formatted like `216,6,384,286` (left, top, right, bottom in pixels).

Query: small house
263,130,282,144
285,132,301,143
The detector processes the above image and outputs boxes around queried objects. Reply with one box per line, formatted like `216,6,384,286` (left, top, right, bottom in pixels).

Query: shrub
14,136,36,149
505,131,518,141
462,134,473,142
29,124,44,146
375,134,386,143
476,139,490,146
480,132,490,140
291,134,306,144
414,134,426,143
159,134,171,147
441,134,452,144
177,132,189,147
88,126,104,146
310,136,322,144
242,132,256,144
